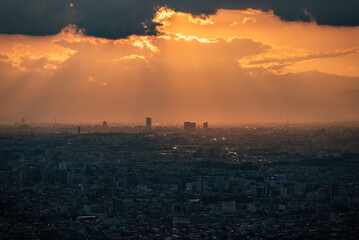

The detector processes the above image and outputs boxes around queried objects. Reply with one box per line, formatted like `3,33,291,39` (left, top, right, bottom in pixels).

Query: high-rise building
203,122,208,129
78,126,81,135
184,122,196,132
146,117,152,129
103,121,108,127
20,117,29,128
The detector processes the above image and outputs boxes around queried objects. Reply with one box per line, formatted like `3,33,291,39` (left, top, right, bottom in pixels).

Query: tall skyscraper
146,117,152,130
78,126,81,135
103,121,108,127
203,122,208,129
20,117,29,128
184,122,196,132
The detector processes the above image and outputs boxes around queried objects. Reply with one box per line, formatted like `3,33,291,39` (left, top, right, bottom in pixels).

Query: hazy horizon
3,118,359,127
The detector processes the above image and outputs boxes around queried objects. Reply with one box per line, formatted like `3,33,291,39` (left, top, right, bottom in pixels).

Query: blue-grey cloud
1,0,359,39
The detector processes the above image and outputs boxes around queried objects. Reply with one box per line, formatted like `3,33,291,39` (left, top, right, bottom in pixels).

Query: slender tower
146,117,152,130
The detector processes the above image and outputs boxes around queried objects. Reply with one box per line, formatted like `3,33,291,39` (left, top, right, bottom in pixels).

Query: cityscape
1,119,359,239
1,0,359,239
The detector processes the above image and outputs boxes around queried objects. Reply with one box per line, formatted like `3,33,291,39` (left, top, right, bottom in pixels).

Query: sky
0,1,359,124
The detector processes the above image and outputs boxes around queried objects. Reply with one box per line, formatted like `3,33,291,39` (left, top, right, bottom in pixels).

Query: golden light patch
43,64,57,70
173,34,217,43
120,55,148,62
242,17,256,24
129,36,158,52
187,15,214,25
86,76,96,82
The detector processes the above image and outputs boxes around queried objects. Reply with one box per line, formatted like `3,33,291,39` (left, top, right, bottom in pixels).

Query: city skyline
8,116,354,127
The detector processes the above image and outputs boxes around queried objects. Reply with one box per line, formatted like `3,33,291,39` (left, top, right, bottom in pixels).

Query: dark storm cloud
1,0,359,39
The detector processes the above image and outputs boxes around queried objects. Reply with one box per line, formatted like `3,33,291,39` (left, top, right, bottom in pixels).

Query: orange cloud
239,47,359,74
152,7,359,76
0,8,359,123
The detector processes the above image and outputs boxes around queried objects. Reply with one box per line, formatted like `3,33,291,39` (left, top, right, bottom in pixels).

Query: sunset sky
1,1,359,124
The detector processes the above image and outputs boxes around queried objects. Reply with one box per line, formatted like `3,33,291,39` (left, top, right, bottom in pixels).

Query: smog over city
1,1,359,239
